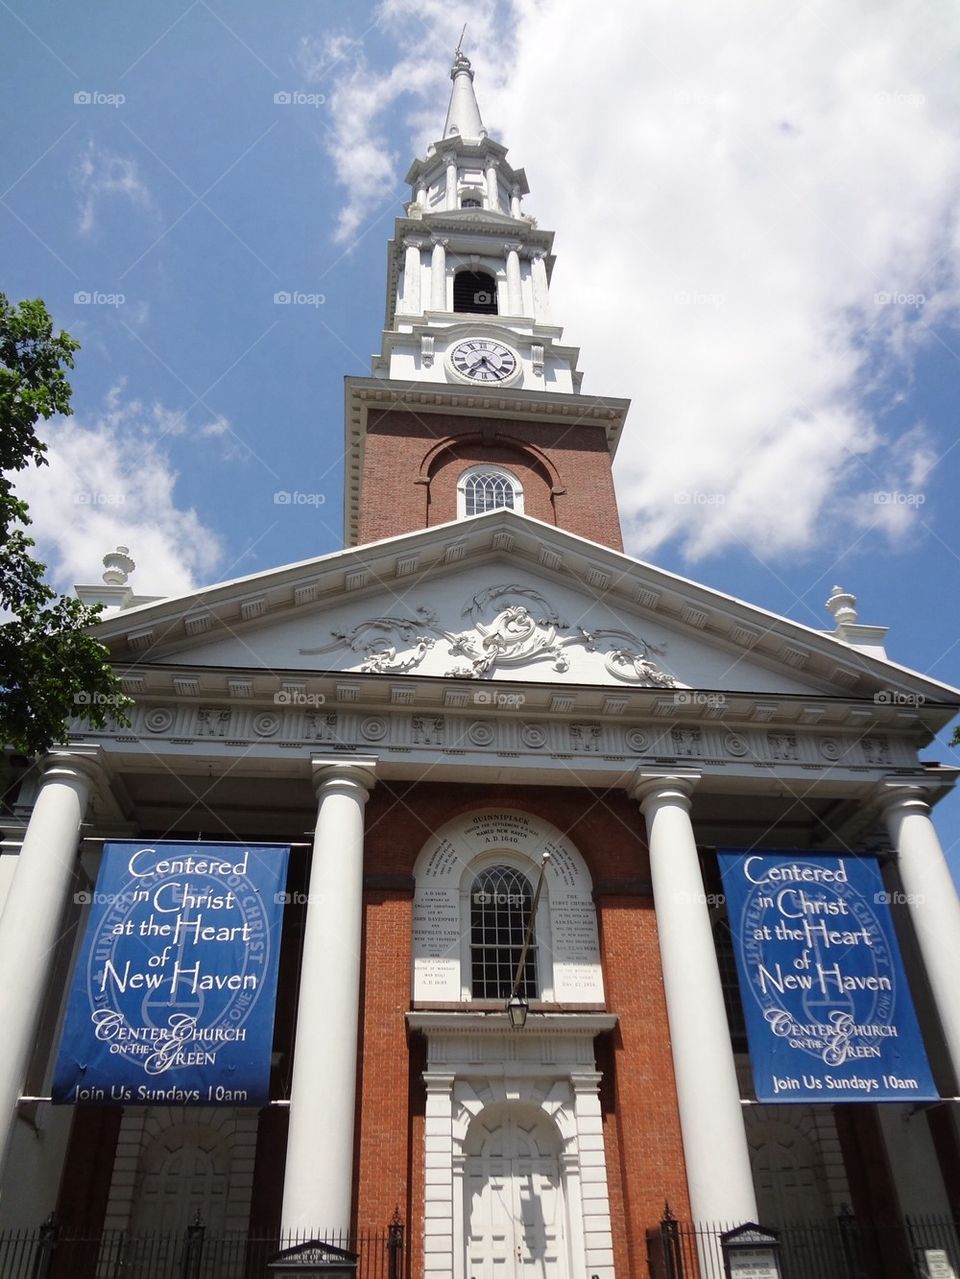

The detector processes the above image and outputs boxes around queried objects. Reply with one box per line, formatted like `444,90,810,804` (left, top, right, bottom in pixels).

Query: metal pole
508,852,550,1002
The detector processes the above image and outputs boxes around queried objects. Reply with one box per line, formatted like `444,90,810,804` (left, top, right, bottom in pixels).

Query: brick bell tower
343,47,630,551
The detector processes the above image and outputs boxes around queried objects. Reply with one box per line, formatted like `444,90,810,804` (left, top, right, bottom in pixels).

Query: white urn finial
826,584,857,627
102,545,135,586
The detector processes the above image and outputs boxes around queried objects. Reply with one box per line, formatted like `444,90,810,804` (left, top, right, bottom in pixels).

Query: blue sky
2,0,959,876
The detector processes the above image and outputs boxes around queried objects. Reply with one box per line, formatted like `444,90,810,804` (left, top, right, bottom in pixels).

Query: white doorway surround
408,1012,618,1279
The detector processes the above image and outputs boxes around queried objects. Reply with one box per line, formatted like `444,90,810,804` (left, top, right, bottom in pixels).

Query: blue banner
53,841,289,1107
718,850,937,1102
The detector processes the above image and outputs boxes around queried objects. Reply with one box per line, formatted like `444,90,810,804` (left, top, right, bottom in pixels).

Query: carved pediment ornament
299,584,678,687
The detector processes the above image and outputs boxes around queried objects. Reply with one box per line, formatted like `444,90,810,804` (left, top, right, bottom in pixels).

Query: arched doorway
464,1104,568,1279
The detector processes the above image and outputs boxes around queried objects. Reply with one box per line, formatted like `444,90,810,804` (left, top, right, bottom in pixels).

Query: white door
466,1114,568,1279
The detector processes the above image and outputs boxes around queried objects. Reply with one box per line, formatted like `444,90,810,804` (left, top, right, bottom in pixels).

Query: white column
401,237,421,314
416,181,427,208
632,773,758,1226
880,783,960,1080
572,1072,615,1279
281,758,376,1237
531,251,551,322
510,186,522,218
485,156,499,210
424,1072,455,1279
505,244,523,315
430,238,447,311
445,157,458,210
0,752,100,1170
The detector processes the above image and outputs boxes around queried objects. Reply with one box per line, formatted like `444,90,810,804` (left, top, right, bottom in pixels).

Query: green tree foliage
1,294,130,755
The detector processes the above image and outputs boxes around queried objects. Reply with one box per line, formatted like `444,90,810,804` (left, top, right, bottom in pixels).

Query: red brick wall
356,410,624,549
596,895,691,1272
352,782,688,1267
353,891,414,1240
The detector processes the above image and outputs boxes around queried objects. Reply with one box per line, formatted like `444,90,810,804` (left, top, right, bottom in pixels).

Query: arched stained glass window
470,865,538,999
458,467,523,518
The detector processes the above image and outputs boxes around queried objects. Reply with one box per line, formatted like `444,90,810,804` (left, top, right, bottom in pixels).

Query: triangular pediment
96,512,959,719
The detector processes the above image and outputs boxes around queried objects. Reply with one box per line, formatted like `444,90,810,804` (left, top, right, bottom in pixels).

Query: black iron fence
0,1216,403,1279
647,1205,960,1279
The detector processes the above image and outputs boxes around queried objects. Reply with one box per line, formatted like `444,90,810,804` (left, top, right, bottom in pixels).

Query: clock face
449,339,518,383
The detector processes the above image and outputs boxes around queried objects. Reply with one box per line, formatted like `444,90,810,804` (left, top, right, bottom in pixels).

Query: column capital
431,235,449,249
875,779,935,819
402,234,424,251
504,241,523,254
40,746,108,790
570,1071,603,1094
422,1071,456,1094
310,756,377,800
629,771,701,813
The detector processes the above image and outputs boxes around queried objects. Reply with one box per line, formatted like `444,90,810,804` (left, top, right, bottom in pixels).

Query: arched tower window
470,865,538,999
457,466,523,518
454,269,498,314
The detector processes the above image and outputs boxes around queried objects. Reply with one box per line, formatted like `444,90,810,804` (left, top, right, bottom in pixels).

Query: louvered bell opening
453,269,498,314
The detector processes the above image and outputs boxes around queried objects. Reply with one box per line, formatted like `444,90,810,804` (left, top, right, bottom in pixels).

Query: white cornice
88,509,960,716
406,1011,618,1036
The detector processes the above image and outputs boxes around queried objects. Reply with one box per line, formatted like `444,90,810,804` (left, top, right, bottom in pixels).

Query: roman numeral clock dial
447,338,520,385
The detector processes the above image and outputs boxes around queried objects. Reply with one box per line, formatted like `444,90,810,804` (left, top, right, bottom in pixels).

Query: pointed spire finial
443,30,486,141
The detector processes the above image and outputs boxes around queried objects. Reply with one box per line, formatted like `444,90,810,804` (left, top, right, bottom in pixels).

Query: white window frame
458,850,554,1002
456,465,524,519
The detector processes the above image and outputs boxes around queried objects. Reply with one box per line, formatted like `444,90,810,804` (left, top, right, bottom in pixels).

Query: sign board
920,1250,957,1279
727,1251,780,1279
53,841,289,1107
718,851,937,1103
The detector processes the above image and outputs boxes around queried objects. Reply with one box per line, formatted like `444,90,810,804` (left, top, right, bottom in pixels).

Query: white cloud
73,140,156,236
14,391,223,599
298,1,503,242
321,0,960,562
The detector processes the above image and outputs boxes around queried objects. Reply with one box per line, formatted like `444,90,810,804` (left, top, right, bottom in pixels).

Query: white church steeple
443,47,487,142
367,44,586,397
